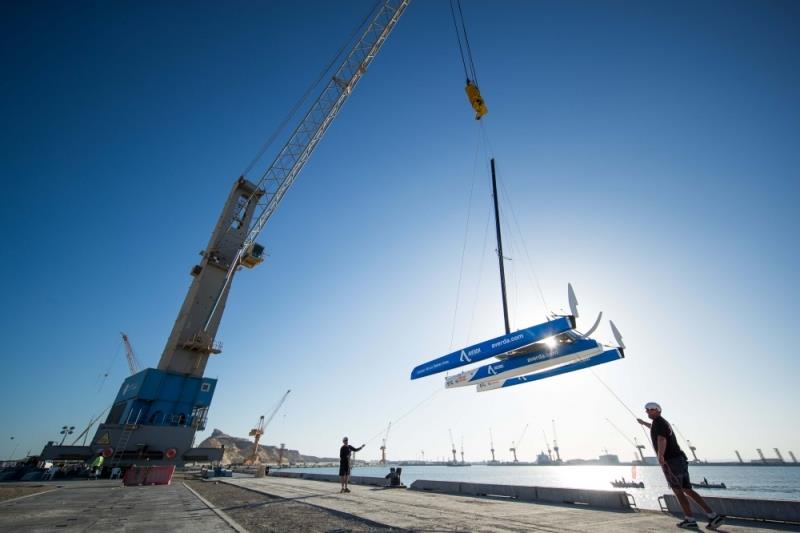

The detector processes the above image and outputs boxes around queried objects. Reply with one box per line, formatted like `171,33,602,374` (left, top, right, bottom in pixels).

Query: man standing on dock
638,402,724,530
339,437,364,493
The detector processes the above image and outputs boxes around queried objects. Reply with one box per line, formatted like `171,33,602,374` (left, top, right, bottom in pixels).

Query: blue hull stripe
477,348,624,392
410,316,575,380
445,338,602,388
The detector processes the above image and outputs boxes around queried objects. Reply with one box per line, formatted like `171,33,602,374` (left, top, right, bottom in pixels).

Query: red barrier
123,466,148,486
123,465,176,486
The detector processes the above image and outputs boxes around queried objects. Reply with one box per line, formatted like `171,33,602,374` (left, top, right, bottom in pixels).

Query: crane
541,429,552,461
449,429,457,463
634,437,647,463
43,0,412,468
672,424,699,463
460,437,466,464
509,423,529,462
244,389,291,465
551,419,562,463
605,418,643,463
120,332,141,375
489,428,496,462
380,422,392,465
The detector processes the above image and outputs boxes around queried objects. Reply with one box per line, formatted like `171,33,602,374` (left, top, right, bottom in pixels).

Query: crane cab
241,242,265,268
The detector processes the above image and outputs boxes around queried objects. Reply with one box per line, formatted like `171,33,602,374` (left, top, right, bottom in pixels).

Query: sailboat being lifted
410,159,625,390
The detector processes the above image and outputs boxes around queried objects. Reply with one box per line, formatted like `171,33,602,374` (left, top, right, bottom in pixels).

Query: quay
4,475,797,532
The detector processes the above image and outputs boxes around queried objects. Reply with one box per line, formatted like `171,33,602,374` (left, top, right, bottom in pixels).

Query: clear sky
1,0,798,463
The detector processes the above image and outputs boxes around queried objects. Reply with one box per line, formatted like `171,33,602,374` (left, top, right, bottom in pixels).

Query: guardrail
267,471,388,487
660,494,800,524
408,480,634,511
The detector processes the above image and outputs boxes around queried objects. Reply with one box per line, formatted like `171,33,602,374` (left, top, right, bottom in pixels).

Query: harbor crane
489,428,496,462
380,422,392,465
551,419,562,463
40,0,411,467
542,429,553,461
509,423,529,462
449,429,458,463
790,451,798,463
774,448,785,463
605,418,642,463
460,437,466,464
244,389,291,465
735,450,744,463
121,333,141,375
672,424,700,463
634,437,647,463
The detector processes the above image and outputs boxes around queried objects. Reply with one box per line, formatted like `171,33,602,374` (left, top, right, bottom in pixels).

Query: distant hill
197,429,337,464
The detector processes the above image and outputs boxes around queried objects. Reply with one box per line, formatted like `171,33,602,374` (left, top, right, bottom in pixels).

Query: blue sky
1,0,798,463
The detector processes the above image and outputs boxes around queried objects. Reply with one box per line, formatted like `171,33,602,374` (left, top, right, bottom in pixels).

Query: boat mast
490,158,511,335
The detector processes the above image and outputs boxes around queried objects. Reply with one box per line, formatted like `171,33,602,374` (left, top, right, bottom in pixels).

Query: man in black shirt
339,437,364,493
638,402,724,530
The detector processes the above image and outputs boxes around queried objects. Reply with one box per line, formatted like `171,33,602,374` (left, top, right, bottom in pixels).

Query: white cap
645,402,661,411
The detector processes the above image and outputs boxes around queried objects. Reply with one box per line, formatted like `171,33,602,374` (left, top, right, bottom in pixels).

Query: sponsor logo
491,333,524,350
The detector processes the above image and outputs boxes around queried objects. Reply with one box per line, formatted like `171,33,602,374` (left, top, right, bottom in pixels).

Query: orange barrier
123,465,176,486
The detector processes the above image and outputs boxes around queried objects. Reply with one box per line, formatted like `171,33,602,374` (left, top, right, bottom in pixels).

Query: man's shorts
338,461,349,476
662,455,691,489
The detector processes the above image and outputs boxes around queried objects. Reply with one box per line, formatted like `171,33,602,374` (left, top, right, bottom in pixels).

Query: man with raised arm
638,402,724,530
339,437,364,493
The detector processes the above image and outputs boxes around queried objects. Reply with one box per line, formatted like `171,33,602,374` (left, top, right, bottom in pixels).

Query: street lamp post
59,426,75,446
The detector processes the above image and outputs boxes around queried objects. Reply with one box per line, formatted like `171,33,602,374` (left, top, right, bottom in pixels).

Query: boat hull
410,316,575,380
445,338,603,389
477,348,624,392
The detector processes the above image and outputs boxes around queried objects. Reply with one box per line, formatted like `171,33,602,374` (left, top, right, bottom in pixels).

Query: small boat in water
611,478,644,488
692,477,726,489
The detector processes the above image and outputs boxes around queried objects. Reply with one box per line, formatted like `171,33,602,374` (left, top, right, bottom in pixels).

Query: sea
281,464,800,510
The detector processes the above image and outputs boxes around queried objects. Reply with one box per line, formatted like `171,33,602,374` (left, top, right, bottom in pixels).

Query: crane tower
551,419,562,463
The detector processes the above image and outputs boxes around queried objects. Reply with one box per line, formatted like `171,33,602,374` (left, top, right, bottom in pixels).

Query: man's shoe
344,488,351,493
676,518,699,529
707,515,725,530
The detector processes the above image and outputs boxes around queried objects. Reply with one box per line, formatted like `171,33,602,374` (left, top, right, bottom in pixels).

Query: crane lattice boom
121,332,140,375
204,0,411,331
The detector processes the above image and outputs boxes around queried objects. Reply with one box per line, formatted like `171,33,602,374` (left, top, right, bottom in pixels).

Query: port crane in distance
244,389,291,465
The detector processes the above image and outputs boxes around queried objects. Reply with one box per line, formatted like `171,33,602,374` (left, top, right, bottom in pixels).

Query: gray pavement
224,476,799,532
0,481,232,532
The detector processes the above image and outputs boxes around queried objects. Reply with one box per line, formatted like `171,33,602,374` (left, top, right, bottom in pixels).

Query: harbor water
282,464,800,510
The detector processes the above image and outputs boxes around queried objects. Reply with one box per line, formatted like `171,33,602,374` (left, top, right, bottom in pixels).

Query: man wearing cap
638,402,724,530
339,437,364,493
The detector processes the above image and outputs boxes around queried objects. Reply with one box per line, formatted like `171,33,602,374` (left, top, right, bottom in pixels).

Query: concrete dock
223,476,798,532
0,480,231,532
2,476,798,532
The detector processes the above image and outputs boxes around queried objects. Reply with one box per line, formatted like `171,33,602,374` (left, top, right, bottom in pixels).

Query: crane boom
121,332,140,375
263,389,291,430
204,0,411,331
159,1,410,377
